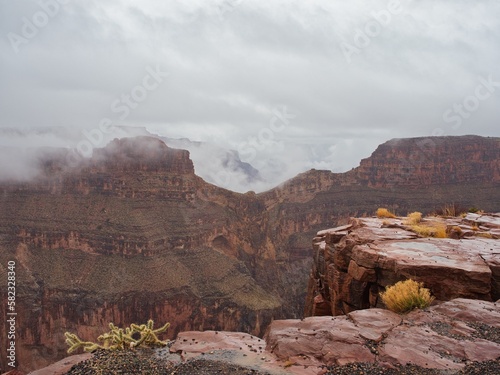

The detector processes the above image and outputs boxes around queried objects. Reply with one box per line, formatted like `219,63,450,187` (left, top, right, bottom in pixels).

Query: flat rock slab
170,331,316,375
28,299,500,374
464,213,500,229
26,353,91,375
267,299,500,371
351,235,498,300
348,308,402,341
266,316,375,367
431,298,500,328
379,300,500,370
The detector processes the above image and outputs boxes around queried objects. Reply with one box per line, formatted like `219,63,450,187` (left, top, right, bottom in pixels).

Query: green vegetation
380,279,434,314
65,320,170,353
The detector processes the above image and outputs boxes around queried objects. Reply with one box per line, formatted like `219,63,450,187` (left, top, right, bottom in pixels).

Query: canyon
0,135,499,373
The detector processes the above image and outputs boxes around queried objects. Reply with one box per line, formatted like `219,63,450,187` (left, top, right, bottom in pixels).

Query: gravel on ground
64,348,499,375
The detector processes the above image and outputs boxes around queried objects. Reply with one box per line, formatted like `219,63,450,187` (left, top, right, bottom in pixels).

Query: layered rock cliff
0,137,282,372
304,213,500,317
0,135,499,373
356,135,500,187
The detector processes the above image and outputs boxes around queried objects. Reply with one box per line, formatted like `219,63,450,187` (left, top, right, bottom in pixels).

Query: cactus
64,319,170,354
64,332,102,353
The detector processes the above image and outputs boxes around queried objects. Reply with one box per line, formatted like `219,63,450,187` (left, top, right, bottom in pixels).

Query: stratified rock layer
305,214,500,317
1,135,500,373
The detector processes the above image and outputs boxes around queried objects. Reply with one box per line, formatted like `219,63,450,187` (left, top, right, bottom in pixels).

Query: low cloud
1,1,499,188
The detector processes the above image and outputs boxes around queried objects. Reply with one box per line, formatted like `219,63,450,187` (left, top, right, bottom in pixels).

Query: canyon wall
1,135,500,372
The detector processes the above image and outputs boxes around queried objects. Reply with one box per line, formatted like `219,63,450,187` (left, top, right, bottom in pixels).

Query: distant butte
0,135,499,373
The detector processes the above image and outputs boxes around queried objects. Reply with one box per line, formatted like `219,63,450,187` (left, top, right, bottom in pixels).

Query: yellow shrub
409,223,447,238
404,212,422,225
380,279,434,314
377,208,396,218
433,224,447,238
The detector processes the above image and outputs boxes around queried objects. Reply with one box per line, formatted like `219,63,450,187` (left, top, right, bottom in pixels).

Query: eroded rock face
356,136,500,188
1,135,500,373
305,215,500,317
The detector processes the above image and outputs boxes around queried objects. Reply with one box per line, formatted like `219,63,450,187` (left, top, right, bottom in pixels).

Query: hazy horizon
1,0,499,191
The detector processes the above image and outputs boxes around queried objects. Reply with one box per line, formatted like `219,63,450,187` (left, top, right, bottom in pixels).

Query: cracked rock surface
265,299,500,373
305,214,500,317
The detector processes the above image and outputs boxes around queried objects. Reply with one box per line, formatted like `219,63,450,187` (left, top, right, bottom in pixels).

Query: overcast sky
1,0,499,191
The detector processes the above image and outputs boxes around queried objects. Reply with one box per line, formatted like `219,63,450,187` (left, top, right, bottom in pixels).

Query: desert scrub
410,223,447,238
376,207,396,218
404,212,422,225
380,279,434,314
65,319,170,353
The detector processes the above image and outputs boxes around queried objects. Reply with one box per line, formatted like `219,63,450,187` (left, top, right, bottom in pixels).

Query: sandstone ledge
266,299,500,372
24,299,500,375
305,214,500,317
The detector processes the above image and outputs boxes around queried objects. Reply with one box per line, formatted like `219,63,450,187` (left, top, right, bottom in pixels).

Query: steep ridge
0,137,281,372
0,135,499,372
356,135,500,187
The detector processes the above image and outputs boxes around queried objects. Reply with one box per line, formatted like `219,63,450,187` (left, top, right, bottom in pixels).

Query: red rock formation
267,299,500,371
1,135,500,373
30,298,500,374
356,135,500,187
305,214,500,317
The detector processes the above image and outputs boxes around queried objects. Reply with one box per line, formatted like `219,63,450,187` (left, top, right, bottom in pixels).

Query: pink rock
171,331,266,359
170,331,319,375
265,316,374,366
432,298,500,327
306,215,500,318
348,308,402,342
27,353,90,375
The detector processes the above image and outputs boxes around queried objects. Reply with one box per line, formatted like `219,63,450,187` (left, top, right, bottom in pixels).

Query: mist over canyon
0,134,499,373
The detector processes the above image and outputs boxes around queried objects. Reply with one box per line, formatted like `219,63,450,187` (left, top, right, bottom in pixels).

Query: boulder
306,215,500,316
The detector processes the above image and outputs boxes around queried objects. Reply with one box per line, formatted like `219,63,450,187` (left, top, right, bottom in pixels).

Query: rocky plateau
304,213,500,317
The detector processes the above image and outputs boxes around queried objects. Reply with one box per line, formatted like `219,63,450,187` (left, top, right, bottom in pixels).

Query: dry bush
410,223,447,238
377,208,396,218
380,279,434,314
435,203,467,217
404,212,422,225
